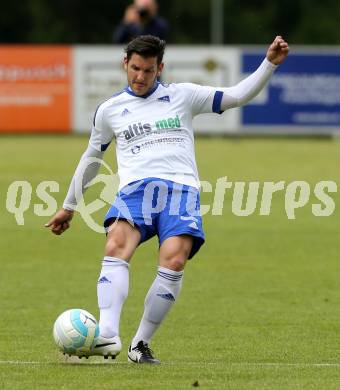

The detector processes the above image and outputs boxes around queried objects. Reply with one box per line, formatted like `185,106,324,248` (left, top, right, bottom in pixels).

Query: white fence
1,44,339,135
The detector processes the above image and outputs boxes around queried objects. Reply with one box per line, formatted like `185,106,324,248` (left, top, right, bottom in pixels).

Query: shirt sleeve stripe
101,142,111,151
212,90,224,114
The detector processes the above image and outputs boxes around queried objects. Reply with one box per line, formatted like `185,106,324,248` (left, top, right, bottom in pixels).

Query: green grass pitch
1,135,340,389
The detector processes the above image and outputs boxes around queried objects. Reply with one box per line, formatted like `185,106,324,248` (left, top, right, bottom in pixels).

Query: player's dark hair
125,35,166,65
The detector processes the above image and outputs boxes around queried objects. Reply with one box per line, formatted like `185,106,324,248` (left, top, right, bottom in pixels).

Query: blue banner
242,52,340,131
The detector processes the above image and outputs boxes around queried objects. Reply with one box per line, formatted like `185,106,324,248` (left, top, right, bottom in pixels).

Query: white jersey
63,58,276,210
89,82,223,190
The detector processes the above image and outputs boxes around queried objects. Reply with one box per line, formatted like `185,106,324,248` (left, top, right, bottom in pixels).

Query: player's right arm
45,102,113,235
44,145,105,235
44,208,74,236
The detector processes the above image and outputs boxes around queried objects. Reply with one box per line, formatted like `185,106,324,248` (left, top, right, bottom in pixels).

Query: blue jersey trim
111,90,125,98
124,81,160,99
101,142,111,151
212,90,224,114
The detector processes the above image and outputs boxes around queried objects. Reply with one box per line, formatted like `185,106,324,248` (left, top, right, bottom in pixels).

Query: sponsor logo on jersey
131,145,141,154
121,115,182,142
155,115,181,130
121,108,131,116
157,95,170,103
123,122,152,140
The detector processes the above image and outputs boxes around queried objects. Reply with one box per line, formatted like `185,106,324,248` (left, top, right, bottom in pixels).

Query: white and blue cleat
91,335,122,359
63,335,122,360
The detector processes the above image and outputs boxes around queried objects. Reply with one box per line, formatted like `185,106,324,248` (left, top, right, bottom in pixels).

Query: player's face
124,53,164,96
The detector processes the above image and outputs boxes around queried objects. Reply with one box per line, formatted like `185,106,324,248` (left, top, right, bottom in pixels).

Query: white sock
132,266,183,347
97,256,129,338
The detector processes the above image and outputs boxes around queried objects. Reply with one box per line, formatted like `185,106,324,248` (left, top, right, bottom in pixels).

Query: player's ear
123,56,128,70
157,62,164,77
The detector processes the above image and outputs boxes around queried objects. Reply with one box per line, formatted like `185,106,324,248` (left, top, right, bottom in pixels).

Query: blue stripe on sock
157,271,183,281
158,274,176,281
158,270,182,277
158,273,182,280
101,259,130,268
102,259,121,263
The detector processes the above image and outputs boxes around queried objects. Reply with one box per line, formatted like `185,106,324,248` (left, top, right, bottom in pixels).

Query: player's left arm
266,35,290,65
220,36,289,111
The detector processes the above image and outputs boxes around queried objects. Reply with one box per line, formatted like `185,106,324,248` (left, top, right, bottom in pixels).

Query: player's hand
266,36,289,65
44,208,74,235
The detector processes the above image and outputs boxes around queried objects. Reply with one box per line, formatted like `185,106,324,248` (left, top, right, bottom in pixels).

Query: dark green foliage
1,0,340,44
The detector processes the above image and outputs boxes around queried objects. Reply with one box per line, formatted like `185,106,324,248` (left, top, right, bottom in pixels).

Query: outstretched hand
45,208,74,235
266,36,289,65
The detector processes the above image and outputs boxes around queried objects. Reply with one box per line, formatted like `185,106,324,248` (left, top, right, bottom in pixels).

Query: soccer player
45,35,289,364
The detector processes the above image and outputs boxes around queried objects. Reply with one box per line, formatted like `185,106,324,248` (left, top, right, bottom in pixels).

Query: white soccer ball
53,309,99,356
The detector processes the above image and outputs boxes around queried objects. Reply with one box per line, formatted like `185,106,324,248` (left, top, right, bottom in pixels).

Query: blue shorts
104,178,205,259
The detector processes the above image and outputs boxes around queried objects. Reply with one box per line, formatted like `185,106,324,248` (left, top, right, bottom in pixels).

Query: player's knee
161,256,187,271
170,258,186,271
105,235,129,258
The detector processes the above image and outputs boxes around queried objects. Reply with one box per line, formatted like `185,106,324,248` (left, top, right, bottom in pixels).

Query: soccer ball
53,309,99,356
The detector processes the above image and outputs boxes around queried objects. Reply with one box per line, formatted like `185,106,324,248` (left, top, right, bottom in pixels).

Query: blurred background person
113,0,169,44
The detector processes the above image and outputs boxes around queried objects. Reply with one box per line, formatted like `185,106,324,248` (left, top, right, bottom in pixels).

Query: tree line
1,0,339,45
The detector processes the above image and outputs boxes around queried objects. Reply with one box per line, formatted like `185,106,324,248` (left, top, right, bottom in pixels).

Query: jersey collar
124,81,160,99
